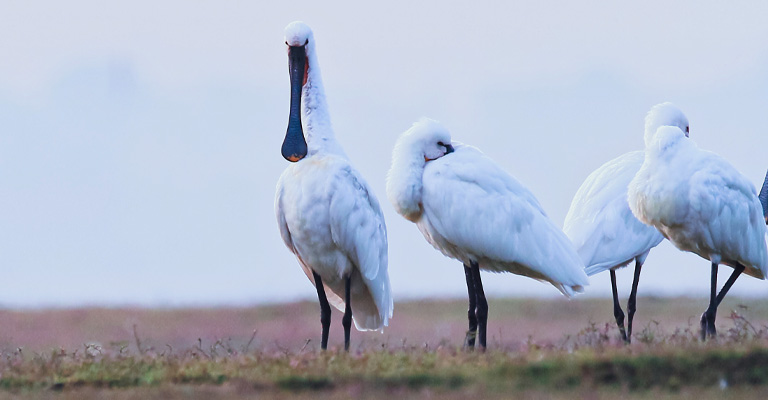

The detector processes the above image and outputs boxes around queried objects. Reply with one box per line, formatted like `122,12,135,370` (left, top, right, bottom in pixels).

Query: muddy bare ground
1,297,766,353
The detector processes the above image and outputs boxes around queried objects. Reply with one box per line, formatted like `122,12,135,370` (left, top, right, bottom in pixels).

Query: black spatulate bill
282,45,308,162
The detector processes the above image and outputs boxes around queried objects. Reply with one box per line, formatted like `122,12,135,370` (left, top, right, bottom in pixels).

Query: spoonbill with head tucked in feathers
387,118,589,350
628,111,768,340
563,103,689,343
275,21,393,351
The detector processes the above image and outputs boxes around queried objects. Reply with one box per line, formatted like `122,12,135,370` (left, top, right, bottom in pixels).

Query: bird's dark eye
437,141,445,146
305,39,309,45
686,126,690,133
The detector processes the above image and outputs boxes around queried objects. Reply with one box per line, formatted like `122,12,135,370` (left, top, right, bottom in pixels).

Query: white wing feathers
563,151,663,276
630,129,768,279
685,156,768,278
275,181,295,254
330,167,386,281
275,159,393,331
329,167,393,328
422,146,589,295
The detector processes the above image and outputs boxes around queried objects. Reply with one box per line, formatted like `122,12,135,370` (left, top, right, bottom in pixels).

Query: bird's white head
397,118,455,163
284,21,314,48
387,118,455,222
644,102,690,148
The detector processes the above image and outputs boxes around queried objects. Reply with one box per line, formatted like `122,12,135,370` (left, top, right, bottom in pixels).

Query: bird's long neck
387,144,426,222
759,169,768,219
302,47,344,157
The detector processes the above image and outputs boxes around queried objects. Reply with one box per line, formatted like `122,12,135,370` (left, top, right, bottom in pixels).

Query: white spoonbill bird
387,119,589,349
563,103,689,343
275,21,393,351
760,169,768,224
628,116,768,339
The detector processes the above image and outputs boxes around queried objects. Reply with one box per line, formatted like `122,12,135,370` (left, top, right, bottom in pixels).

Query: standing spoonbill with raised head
387,119,589,350
563,103,689,343
275,21,393,351
628,115,768,340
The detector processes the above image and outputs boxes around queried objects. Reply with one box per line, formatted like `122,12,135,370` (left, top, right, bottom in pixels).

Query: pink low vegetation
1,297,767,354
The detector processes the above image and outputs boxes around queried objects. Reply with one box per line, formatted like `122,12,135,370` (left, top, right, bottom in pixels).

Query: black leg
700,262,745,340
610,269,628,343
312,271,331,350
469,261,488,350
464,264,478,348
342,275,352,352
701,262,718,340
626,259,643,342
715,263,745,307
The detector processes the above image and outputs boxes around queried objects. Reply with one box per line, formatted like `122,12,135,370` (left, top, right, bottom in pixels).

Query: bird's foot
700,313,708,341
700,312,717,340
464,330,477,349
707,320,717,339
617,325,629,344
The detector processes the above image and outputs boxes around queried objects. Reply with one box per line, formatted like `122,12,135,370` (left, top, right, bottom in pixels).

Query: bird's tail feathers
556,283,586,298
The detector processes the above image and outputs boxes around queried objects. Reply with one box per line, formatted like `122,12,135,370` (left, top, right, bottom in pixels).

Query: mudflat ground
2,297,767,352
0,297,767,399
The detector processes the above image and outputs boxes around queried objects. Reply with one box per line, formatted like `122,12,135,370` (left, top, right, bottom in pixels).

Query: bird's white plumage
628,125,768,279
387,119,589,296
563,103,690,277
275,22,392,331
564,151,663,275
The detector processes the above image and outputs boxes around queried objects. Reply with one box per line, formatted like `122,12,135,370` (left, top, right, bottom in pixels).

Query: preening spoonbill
387,118,589,349
760,170,768,224
628,108,768,339
275,21,393,351
563,103,689,343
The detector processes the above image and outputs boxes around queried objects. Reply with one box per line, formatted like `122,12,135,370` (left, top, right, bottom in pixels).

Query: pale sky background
1,1,767,307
